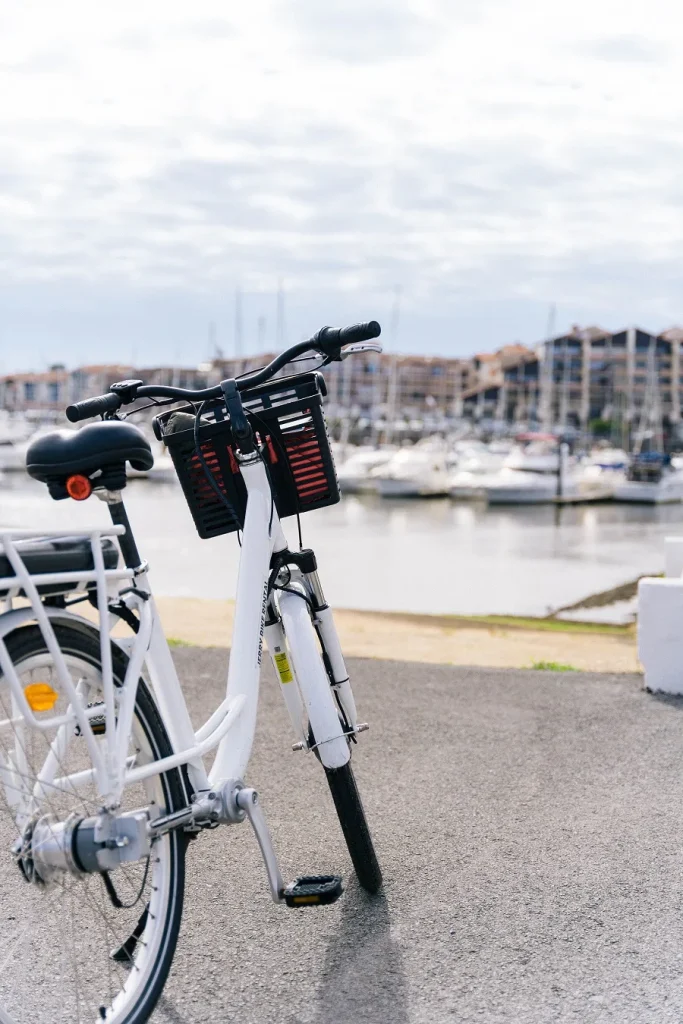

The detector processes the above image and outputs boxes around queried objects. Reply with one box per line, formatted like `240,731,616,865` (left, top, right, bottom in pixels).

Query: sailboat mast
234,288,243,359
559,330,570,431
276,279,286,349
634,334,661,453
539,303,556,432
385,286,401,445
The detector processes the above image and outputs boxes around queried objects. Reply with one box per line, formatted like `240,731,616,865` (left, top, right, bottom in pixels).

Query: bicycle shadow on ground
309,878,409,1024
647,691,683,710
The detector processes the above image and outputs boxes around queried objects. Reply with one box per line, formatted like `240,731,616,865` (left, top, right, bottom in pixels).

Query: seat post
107,499,142,570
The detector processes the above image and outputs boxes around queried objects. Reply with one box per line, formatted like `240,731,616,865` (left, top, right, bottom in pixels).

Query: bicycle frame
0,452,352,817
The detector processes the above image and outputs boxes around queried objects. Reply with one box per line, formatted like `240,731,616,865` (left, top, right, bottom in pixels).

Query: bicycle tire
325,760,383,894
278,592,383,894
0,619,186,1024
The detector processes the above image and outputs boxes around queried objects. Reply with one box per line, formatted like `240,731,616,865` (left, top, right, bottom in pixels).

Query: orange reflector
24,683,59,712
66,474,92,501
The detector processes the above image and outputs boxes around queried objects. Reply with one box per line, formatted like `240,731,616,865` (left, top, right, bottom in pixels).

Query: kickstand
110,905,149,963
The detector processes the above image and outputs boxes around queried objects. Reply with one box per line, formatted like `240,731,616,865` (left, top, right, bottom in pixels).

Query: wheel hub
14,814,84,885
12,809,151,885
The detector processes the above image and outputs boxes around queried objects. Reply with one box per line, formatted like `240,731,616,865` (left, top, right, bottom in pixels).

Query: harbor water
1,475,679,620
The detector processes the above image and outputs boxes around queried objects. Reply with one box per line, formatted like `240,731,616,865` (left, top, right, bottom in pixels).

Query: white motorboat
372,441,451,498
336,446,396,494
613,454,683,503
557,463,624,503
448,470,487,500
480,434,567,504
480,468,559,504
448,444,510,499
476,432,624,505
481,462,618,505
504,436,562,473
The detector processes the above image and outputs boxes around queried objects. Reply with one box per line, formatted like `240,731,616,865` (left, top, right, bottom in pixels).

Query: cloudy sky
1,0,682,371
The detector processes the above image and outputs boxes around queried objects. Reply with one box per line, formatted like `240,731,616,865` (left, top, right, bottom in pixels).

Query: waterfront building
463,326,683,444
0,365,73,415
2,327,683,444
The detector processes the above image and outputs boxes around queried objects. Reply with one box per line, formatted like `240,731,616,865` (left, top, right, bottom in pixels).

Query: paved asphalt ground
151,650,683,1024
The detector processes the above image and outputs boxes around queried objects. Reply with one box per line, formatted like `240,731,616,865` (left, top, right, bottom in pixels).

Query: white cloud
1,0,683,364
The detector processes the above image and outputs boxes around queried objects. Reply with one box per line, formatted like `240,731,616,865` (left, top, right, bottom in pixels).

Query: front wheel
276,592,382,894
325,761,383,894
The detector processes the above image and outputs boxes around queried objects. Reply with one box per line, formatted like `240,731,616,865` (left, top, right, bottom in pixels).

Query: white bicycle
0,321,383,1024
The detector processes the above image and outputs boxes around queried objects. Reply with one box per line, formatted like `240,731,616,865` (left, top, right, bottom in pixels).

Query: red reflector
66,474,92,501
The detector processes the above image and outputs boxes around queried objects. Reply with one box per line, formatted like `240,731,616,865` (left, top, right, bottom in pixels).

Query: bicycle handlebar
65,392,123,422
65,320,381,422
314,320,381,355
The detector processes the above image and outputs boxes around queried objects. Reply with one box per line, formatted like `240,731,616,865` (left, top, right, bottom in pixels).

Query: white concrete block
664,536,683,577
638,577,683,694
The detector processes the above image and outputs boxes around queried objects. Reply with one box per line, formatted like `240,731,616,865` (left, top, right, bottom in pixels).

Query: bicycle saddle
26,421,153,498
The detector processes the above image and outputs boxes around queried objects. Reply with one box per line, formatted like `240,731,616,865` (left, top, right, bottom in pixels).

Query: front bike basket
155,371,340,539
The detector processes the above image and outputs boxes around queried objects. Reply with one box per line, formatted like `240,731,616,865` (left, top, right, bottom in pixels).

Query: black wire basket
155,371,340,539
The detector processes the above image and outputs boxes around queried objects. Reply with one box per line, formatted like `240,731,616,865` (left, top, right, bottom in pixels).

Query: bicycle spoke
0,919,31,977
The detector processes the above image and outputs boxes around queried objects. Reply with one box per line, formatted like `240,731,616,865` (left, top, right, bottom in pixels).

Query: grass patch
167,636,195,648
530,660,578,672
438,614,631,636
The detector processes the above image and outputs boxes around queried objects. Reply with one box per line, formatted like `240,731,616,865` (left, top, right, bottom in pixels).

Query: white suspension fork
312,606,358,730
297,564,358,729
277,590,350,770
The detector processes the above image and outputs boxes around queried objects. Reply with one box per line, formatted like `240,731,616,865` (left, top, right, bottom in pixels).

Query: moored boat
613,453,683,503
372,441,451,498
336,446,396,494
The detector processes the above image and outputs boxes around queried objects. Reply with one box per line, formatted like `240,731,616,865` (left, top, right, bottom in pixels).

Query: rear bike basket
155,371,340,539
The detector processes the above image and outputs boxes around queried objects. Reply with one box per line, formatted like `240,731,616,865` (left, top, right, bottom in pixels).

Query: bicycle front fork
263,547,359,749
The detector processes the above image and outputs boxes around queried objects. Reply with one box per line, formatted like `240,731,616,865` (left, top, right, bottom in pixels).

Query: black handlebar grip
315,320,381,355
65,391,122,423
339,320,381,344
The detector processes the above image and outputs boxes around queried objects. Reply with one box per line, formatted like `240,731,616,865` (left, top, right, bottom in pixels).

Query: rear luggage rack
155,371,340,539
0,536,120,598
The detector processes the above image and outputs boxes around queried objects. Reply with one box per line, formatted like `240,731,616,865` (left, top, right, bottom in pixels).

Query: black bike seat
26,421,154,482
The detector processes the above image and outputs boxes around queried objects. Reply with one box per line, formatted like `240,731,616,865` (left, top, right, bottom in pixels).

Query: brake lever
339,341,383,359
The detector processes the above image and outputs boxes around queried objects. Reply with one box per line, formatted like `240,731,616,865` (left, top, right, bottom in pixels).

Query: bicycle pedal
284,874,343,907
